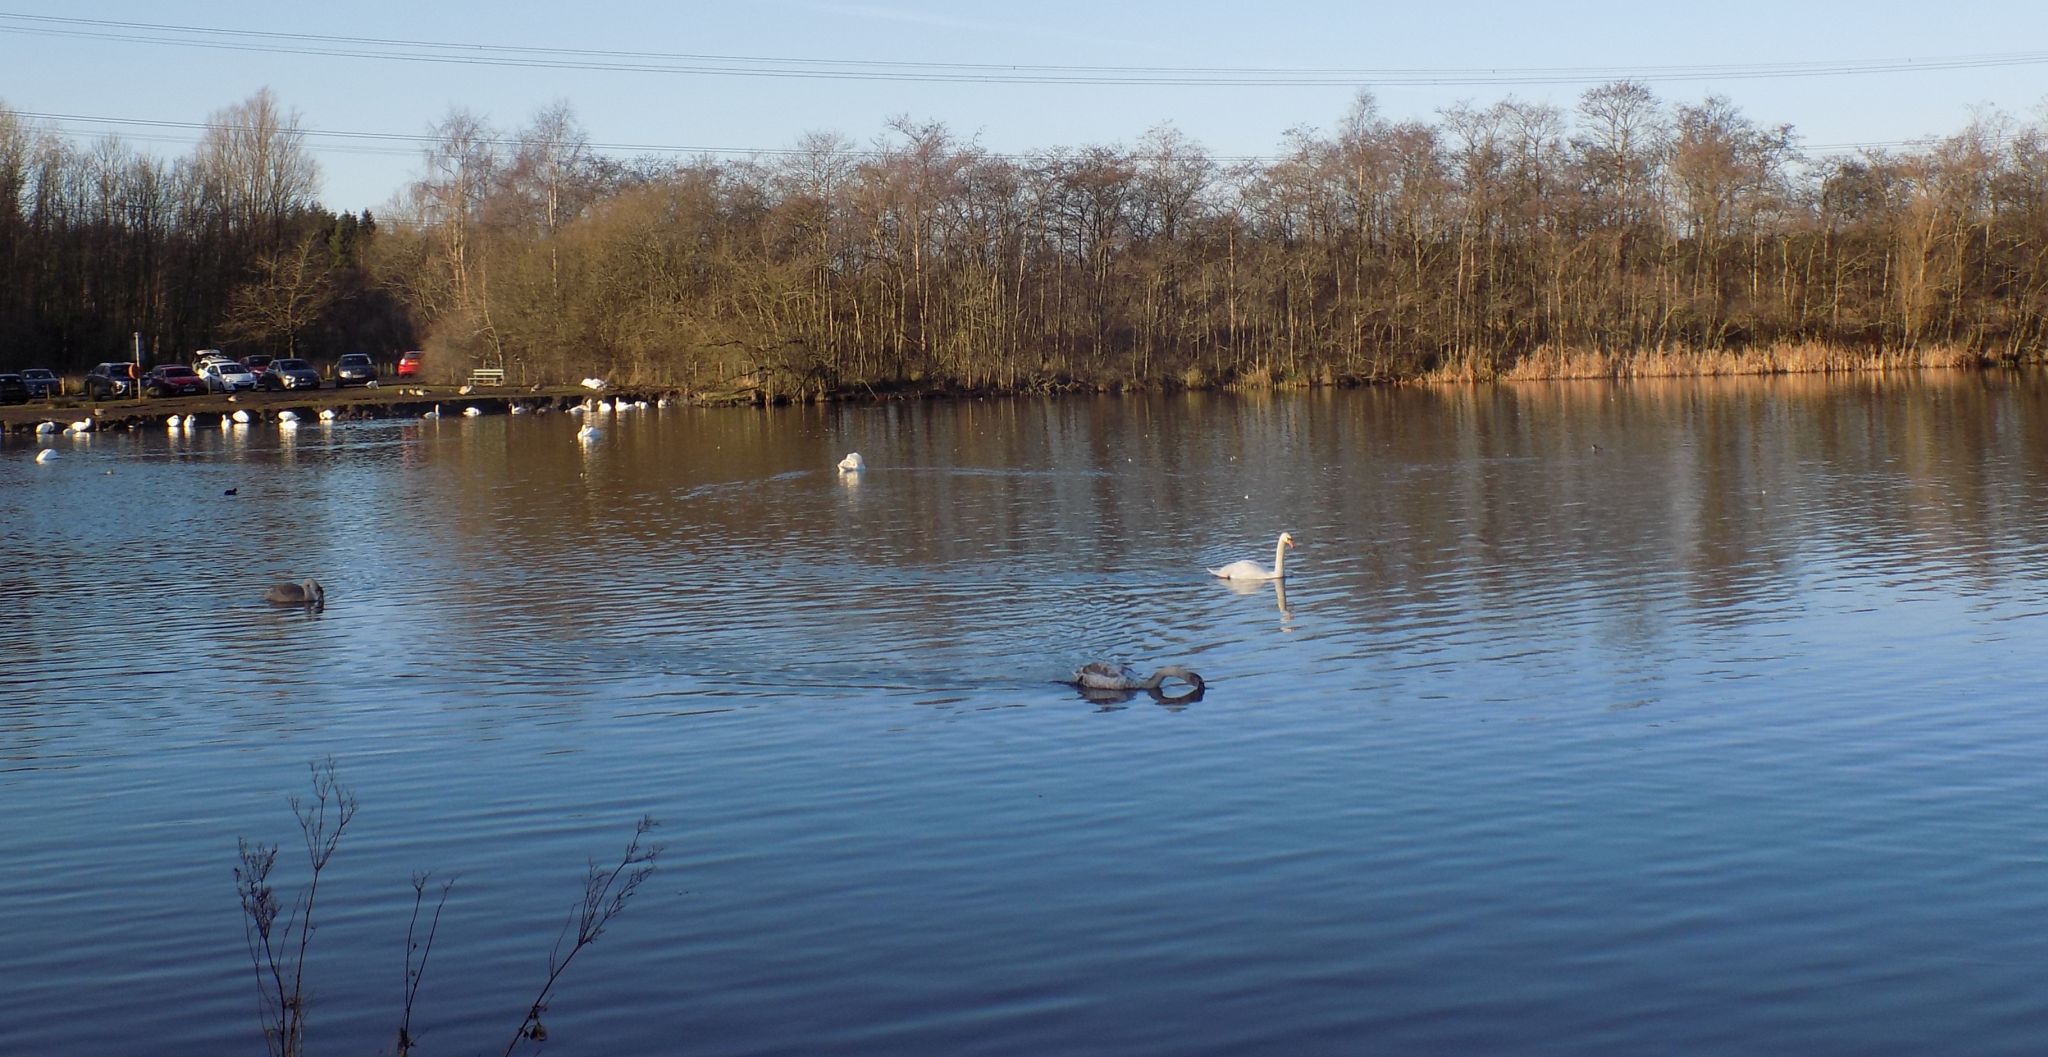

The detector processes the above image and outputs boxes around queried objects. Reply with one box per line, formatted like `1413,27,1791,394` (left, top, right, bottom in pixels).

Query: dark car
0,373,29,404
334,353,378,387
20,368,59,398
259,357,322,390
85,362,138,400
143,364,209,397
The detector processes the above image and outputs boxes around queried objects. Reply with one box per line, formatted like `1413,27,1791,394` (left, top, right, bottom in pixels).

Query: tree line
5,84,2046,391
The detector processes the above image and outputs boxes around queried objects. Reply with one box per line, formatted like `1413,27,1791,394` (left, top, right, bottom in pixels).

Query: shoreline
7,355,2040,434
0,384,672,434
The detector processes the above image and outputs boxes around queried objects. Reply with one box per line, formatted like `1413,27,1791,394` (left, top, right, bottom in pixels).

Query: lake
4,374,2048,1056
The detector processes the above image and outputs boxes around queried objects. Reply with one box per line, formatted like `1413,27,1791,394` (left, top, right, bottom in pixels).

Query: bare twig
396,870,456,1057
234,758,356,1057
504,816,662,1056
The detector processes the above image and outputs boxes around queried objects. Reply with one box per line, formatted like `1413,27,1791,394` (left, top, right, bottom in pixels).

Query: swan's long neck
1273,537,1289,578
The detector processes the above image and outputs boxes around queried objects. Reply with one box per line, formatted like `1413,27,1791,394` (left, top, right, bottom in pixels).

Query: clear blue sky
4,1,2046,211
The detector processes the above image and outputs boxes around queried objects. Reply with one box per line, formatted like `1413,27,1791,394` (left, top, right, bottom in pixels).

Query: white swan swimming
219,414,231,429
422,404,441,419
1070,662,1206,703
837,452,865,473
463,406,483,417
68,418,91,433
509,403,528,414
165,414,182,429
318,408,337,421
1208,532,1295,581
576,424,599,441
35,448,56,464
35,421,58,434
276,410,299,423
231,409,252,424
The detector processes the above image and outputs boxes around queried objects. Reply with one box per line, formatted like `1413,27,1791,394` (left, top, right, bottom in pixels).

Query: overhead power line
5,11,2048,87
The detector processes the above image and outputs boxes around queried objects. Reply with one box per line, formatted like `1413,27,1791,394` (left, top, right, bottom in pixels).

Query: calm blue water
4,375,2048,1055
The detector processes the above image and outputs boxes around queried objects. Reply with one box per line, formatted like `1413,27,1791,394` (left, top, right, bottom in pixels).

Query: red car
396,351,424,378
144,364,209,397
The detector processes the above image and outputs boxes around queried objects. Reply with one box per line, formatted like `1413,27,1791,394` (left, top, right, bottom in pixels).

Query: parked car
334,352,378,387
143,364,209,397
245,354,274,377
196,359,258,392
396,350,423,378
85,362,138,400
259,357,322,390
0,373,29,404
19,367,59,398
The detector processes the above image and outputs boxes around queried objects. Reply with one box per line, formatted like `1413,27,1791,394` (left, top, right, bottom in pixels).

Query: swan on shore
264,579,325,609
1208,532,1295,581
837,452,865,473
1071,663,1206,703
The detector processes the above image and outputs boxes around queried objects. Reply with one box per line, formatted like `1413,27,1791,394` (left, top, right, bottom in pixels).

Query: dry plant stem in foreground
235,758,357,1057
505,815,664,1055
396,871,455,1057
237,763,662,1055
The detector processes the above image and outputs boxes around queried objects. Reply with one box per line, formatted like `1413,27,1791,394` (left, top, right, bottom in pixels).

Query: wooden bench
467,367,506,387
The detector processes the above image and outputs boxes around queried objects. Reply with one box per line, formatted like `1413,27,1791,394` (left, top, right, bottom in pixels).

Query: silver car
197,360,258,392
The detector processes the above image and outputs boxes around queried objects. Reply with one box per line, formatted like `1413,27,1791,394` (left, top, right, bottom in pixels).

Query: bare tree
194,88,319,244
223,234,337,356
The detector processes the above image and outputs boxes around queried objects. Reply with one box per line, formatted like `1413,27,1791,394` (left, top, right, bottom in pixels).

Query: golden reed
1423,343,1989,383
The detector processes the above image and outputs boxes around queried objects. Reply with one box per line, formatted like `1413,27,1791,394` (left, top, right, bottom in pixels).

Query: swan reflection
1221,576,1294,621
